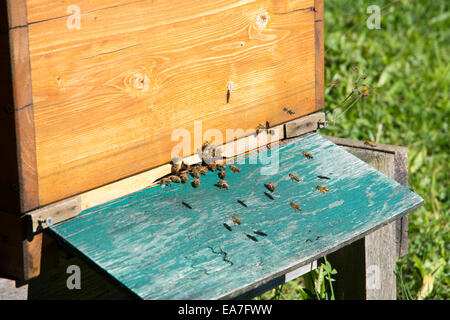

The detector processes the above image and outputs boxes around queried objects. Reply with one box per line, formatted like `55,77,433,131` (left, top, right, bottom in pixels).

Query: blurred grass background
257,0,449,300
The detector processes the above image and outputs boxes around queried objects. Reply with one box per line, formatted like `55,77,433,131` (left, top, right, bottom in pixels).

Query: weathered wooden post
327,137,410,299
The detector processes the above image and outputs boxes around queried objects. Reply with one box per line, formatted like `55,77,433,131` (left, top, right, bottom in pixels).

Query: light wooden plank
285,111,324,138
24,0,319,206
49,133,423,299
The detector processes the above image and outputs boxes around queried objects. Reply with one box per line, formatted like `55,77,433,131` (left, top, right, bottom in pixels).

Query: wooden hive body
1,0,324,214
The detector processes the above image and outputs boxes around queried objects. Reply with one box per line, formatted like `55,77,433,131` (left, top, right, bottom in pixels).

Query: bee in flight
328,81,340,88
265,182,276,192
232,216,241,225
289,173,300,182
229,165,240,173
316,185,329,194
290,202,302,212
256,121,270,134
256,123,265,134
302,151,313,159
283,107,295,115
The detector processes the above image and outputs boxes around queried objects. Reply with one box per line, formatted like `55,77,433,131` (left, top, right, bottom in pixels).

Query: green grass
257,0,449,300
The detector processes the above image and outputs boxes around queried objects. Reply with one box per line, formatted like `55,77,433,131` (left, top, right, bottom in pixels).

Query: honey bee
316,185,329,194
302,151,313,159
202,141,211,150
180,173,189,184
265,182,276,192
199,168,207,176
171,162,181,174
190,167,200,178
216,180,229,190
256,123,265,134
364,141,376,147
170,175,181,183
289,173,300,182
232,216,241,225
218,170,226,179
180,161,190,172
191,178,200,188
283,107,295,115
229,165,240,173
290,201,302,212
216,162,226,171
328,81,340,88
159,177,172,187
207,163,217,172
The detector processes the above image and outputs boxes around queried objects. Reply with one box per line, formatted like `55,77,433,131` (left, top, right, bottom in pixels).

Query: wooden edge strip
25,113,325,233
285,112,324,138
7,0,39,213
314,0,324,110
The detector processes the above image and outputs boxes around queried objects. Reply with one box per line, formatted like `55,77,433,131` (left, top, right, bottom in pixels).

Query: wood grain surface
21,0,321,206
4,0,39,213
49,133,423,299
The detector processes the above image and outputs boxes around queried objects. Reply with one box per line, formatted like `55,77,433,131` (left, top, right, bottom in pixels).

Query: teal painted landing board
50,133,423,300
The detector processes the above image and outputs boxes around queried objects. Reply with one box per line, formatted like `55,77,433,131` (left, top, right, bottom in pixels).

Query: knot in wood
256,12,270,29
131,73,150,91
